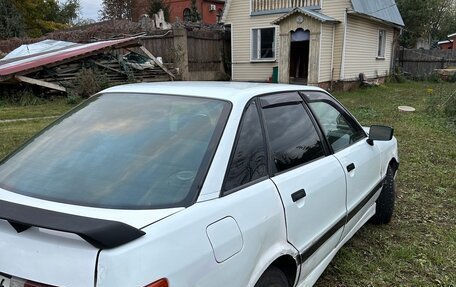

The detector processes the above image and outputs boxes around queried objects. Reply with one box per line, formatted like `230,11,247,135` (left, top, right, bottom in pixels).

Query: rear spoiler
0,200,145,249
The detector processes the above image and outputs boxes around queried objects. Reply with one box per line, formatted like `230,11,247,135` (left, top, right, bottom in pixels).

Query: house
415,35,431,50
222,0,404,89
438,40,454,50
132,0,225,24
438,32,456,50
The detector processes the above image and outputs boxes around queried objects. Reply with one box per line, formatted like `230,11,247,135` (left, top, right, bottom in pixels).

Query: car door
258,92,347,279
303,91,383,239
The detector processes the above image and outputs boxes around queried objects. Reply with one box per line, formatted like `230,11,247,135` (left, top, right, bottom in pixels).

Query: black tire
370,166,396,224
255,266,290,287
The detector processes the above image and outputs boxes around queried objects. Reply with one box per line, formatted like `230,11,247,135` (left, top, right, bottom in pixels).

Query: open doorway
289,29,310,84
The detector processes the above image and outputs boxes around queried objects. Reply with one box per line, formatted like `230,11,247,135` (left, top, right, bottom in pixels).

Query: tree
148,0,170,22
189,0,201,22
12,0,80,37
100,0,133,20
0,0,25,39
396,0,456,47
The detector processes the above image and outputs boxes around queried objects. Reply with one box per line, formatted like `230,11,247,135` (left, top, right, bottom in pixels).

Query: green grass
0,82,455,286
317,82,456,286
0,99,77,159
0,98,73,120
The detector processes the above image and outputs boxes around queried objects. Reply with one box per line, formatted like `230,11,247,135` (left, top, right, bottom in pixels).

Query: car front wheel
255,266,290,287
371,166,396,224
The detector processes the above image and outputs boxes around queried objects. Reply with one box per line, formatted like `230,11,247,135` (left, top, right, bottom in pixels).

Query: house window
183,8,191,21
377,29,386,58
252,27,276,61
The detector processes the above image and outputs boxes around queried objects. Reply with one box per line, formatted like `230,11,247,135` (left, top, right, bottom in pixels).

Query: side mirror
367,125,394,145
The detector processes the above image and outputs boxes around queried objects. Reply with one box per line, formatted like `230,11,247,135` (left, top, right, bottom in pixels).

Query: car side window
309,101,365,152
261,95,325,173
222,101,268,192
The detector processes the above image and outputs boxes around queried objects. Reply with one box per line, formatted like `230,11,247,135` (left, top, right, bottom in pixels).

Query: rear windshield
0,93,230,209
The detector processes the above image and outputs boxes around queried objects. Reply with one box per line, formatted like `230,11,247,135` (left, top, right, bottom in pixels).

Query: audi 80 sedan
0,82,398,287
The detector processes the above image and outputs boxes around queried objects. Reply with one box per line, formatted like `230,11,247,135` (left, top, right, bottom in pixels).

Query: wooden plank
93,61,127,75
138,46,175,80
15,75,66,92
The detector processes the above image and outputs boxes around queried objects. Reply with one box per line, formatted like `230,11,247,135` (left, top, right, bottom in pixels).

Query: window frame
250,26,277,62
221,89,365,196
258,92,330,176
377,29,386,59
300,90,367,154
221,98,270,196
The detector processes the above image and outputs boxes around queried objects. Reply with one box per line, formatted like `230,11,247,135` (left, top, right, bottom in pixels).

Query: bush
427,73,442,83
71,68,110,98
66,92,82,105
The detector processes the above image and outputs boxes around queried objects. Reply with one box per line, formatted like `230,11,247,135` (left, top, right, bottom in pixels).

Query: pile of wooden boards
27,53,178,88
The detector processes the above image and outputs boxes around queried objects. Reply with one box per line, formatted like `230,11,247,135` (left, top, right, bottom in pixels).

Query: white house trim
340,8,348,80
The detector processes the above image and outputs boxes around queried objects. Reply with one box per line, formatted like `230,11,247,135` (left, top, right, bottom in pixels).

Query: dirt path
0,116,59,123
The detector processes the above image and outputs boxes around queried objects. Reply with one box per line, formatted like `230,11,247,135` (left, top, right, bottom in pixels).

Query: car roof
100,81,325,104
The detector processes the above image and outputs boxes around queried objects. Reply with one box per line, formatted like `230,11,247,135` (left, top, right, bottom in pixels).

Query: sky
79,0,102,21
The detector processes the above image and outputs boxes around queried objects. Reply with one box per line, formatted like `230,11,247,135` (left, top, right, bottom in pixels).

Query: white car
0,82,399,287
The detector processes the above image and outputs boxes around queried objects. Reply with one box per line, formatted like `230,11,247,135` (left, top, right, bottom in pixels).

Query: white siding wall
225,1,281,81
344,15,394,80
321,0,351,81
319,23,335,82
225,0,396,83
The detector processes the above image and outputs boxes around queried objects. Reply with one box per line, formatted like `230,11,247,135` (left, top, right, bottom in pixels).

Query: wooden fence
396,49,456,77
140,28,228,81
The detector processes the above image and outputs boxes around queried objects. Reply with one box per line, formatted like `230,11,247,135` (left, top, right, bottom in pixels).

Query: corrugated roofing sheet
0,37,140,77
272,7,339,25
351,0,404,27
3,40,80,60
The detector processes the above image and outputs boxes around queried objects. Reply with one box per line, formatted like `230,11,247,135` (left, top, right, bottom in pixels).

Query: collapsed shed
0,37,177,96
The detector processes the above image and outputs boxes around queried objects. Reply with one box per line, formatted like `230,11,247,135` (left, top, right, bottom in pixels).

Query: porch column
278,32,290,83
308,31,321,86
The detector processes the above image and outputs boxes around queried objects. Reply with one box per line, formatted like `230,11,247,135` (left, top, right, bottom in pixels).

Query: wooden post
279,32,290,83
173,28,189,81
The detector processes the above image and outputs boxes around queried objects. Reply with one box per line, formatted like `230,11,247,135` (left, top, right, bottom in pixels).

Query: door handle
347,163,356,172
291,189,307,202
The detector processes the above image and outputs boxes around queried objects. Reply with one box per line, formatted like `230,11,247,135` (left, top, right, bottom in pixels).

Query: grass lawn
0,82,455,286
318,82,456,286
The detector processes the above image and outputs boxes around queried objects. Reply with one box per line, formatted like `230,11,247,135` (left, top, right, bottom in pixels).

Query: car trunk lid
0,189,184,287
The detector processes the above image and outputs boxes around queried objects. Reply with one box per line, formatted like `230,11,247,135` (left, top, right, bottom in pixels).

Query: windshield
0,93,230,209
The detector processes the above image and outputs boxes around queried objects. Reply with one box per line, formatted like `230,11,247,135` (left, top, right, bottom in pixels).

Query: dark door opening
289,29,310,84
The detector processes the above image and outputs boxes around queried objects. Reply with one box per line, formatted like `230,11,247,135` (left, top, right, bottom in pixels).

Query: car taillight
11,277,55,287
144,278,169,287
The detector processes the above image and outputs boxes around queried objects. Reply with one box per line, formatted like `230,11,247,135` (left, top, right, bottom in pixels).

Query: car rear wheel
371,166,396,224
255,266,290,287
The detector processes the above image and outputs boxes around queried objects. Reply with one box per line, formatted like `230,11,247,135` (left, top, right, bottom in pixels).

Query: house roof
438,40,453,45
448,32,456,39
271,7,339,25
0,37,141,78
220,0,231,23
350,0,404,27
